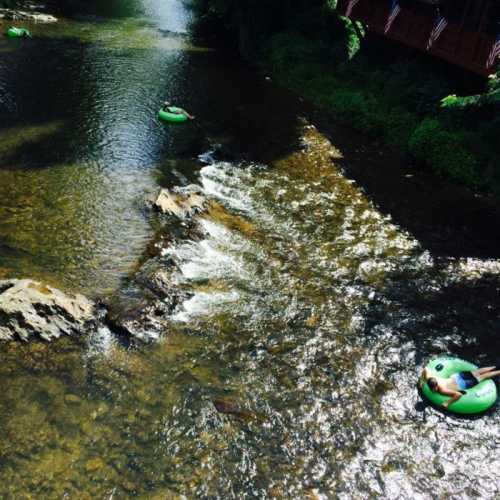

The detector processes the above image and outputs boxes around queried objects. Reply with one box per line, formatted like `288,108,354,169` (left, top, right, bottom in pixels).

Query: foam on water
172,291,240,323
86,326,117,357
200,162,255,213
167,218,258,284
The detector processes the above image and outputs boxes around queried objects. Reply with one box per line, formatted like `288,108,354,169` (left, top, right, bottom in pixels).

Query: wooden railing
337,0,499,76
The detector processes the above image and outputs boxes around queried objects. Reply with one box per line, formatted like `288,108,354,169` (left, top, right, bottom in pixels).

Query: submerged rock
64,394,82,405
0,279,97,342
213,398,265,422
84,457,105,473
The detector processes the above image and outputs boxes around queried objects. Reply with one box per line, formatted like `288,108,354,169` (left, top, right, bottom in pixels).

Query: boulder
0,279,97,341
106,298,174,341
106,259,190,340
150,185,207,220
0,9,57,23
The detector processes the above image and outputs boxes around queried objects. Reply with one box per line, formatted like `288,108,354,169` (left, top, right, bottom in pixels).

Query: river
0,1,499,498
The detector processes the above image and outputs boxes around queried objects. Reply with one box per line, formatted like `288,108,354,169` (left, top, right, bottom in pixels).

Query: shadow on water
0,36,94,168
361,267,500,432
308,112,500,260
363,269,500,362
0,38,303,169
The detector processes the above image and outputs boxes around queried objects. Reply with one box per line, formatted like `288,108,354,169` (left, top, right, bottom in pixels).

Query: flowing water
0,1,499,498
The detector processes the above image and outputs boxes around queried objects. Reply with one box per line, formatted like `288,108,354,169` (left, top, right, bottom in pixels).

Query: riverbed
0,1,499,498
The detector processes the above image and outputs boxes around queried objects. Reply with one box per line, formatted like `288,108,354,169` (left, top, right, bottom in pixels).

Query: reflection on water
0,0,197,295
0,1,499,498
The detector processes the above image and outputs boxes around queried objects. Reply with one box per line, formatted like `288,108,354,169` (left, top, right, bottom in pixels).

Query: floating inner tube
5,27,31,38
158,106,188,123
422,357,497,414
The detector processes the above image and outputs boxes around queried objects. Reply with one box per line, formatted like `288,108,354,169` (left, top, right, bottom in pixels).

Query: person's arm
418,367,429,388
439,387,463,408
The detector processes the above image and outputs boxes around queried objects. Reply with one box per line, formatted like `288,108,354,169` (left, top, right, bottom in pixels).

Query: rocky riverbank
0,1,57,22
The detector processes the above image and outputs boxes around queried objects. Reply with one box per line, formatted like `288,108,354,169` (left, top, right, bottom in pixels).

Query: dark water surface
0,1,499,498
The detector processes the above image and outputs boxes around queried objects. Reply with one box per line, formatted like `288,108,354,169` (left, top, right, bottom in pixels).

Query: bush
409,119,478,185
268,33,324,74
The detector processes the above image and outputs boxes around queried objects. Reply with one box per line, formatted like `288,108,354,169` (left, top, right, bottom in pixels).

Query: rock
150,185,207,220
0,279,98,342
105,293,182,341
90,403,109,421
121,479,136,493
305,314,320,327
0,8,57,23
213,398,265,422
106,239,191,340
158,28,188,38
134,257,179,298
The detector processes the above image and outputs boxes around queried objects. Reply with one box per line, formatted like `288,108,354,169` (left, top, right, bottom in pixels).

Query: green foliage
441,71,500,109
266,23,492,189
268,33,326,73
408,119,478,185
197,0,497,192
366,60,449,113
340,17,365,60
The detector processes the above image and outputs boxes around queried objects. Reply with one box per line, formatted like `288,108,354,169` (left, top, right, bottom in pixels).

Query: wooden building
337,0,500,75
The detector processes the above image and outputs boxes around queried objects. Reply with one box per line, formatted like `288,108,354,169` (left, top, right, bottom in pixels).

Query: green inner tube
5,27,31,38
158,107,188,123
422,357,497,414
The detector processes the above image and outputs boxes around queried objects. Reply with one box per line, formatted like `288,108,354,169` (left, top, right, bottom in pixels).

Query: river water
0,1,499,498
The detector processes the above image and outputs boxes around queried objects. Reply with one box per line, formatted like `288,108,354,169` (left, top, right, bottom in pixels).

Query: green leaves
441,71,500,109
409,119,478,185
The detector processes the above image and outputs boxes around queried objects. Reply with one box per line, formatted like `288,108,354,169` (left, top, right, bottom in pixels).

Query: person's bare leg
476,370,500,382
472,367,496,377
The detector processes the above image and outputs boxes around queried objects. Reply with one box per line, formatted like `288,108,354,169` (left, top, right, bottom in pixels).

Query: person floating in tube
163,101,195,120
419,365,500,408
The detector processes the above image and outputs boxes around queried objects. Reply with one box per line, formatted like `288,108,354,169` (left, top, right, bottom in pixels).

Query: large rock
106,258,190,341
0,279,97,341
112,184,211,341
106,297,176,342
150,185,208,220
0,9,57,23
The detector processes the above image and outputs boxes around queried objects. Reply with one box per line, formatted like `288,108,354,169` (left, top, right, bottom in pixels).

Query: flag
426,15,447,50
345,0,360,18
384,1,401,34
486,35,500,69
